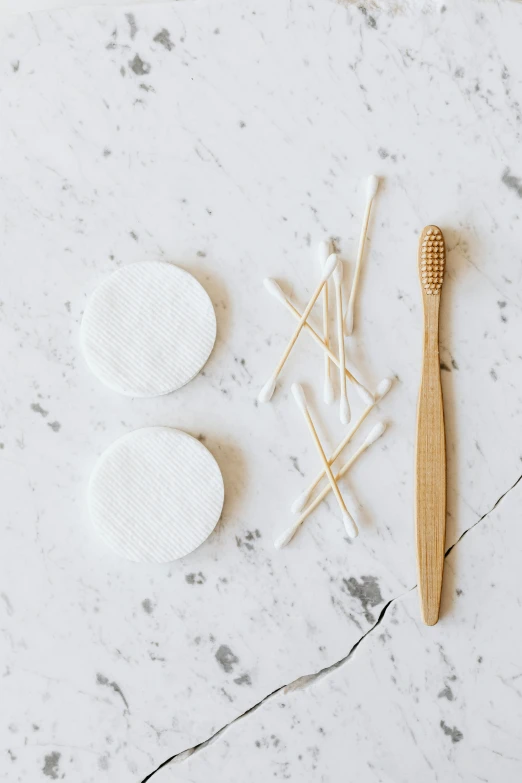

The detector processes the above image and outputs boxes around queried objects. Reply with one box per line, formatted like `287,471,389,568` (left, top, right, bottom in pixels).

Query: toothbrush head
419,226,445,296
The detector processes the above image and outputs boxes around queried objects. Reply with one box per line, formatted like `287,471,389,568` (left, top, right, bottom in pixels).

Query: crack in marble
141,591,412,781
141,471,522,782
444,472,522,559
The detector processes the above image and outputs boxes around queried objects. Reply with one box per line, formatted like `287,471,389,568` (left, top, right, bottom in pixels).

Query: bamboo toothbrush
415,225,447,626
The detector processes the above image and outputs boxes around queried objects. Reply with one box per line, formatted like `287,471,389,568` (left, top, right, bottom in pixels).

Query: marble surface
6,0,164,15
154,481,522,783
1,1,521,781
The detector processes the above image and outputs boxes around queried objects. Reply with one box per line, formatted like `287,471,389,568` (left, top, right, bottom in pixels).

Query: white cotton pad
80,262,216,397
89,427,224,563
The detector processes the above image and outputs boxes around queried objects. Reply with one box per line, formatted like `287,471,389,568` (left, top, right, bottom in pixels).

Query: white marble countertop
1,1,522,781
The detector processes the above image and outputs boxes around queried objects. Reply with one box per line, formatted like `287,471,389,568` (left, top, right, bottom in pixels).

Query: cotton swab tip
342,511,359,539
364,421,386,446
318,239,332,267
291,490,310,514
375,377,393,401
274,524,297,549
291,383,308,413
263,278,287,306
340,395,351,425
321,253,338,282
323,375,335,405
333,258,343,285
354,382,374,405
366,174,379,201
258,375,277,403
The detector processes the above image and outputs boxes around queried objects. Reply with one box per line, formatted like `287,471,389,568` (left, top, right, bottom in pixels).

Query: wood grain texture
415,226,447,626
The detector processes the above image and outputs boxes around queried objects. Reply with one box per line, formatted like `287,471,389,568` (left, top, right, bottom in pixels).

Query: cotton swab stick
263,279,373,405
345,175,379,336
333,259,350,424
318,240,334,405
274,421,387,549
291,377,392,513
290,383,357,540
258,253,338,403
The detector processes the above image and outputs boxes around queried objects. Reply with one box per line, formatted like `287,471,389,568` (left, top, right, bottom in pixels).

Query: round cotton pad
89,428,225,562
80,262,216,397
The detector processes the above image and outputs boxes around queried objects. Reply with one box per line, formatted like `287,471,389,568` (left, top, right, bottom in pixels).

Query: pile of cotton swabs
258,176,393,548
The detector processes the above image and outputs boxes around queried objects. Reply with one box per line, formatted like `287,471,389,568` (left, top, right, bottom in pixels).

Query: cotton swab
345,175,379,336
290,383,357,540
274,421,387,549
291,377,392,513
263,279,373,405
258,253,338,403
318,240,334,405
333,259,350,424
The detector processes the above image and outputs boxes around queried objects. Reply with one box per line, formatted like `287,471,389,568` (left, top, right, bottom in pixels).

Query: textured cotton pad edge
80,262,217,398
88,427,225,563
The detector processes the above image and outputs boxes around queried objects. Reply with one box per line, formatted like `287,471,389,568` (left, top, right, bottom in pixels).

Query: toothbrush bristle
420,226,445,296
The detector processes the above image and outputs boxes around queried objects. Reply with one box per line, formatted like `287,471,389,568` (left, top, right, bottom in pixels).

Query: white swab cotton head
323,375,335,406
291,489,311,515
291,383,308,413
340,395,351,425
321,253,338,282
263,278,288,306
354,382,374,406
342,511,359,539
375,378,393,401
366,175,379,201
363,421,386,447
318,240,332,267
274,524,297,549
258,374,277,403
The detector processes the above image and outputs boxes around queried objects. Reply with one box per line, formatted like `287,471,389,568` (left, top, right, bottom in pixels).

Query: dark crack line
142,472,522,782
141,588,412,782
445,472,522,559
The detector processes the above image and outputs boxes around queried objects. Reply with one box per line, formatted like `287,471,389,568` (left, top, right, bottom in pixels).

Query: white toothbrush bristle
420,226,445,295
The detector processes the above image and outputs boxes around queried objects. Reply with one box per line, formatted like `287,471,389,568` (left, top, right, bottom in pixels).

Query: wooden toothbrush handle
415,295,446,626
